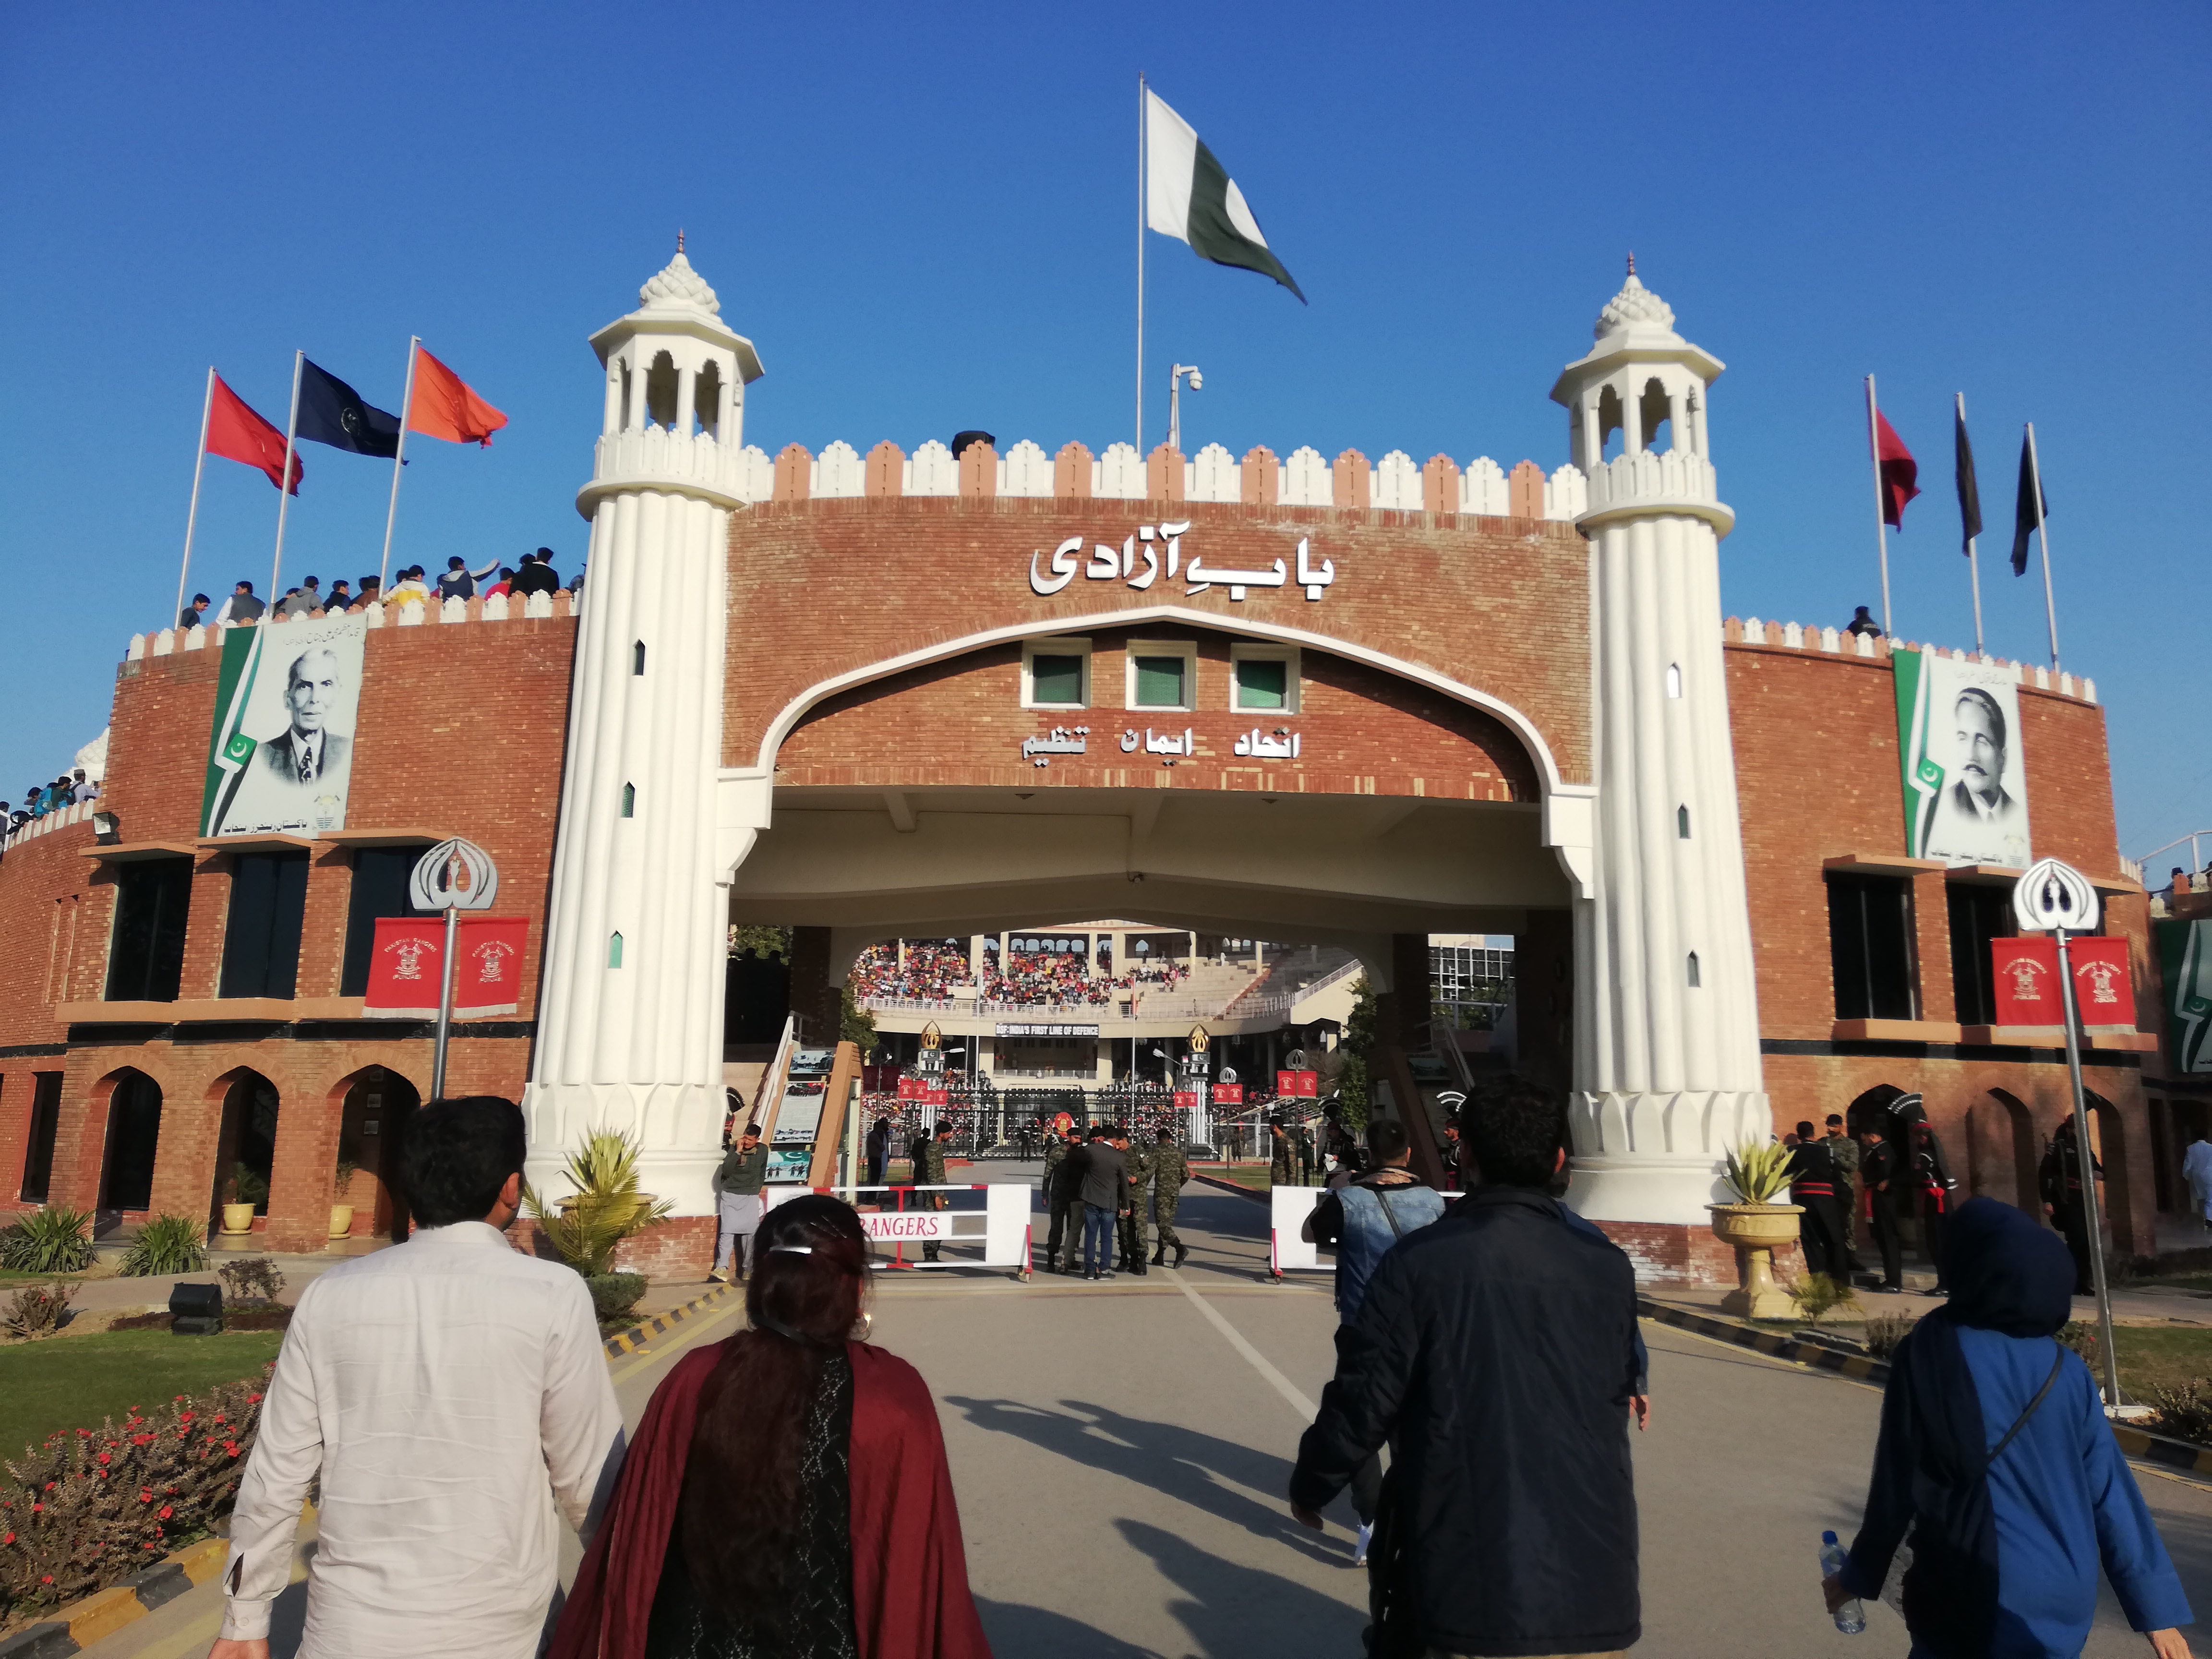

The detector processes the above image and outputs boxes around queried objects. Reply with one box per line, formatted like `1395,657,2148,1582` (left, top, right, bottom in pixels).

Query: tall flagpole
1959,392,1984,657
267,351,304,610
173,367,216,635
2028,420,2059,671
1864,375,1894,640
378,337,421,592
1136,72,1146,454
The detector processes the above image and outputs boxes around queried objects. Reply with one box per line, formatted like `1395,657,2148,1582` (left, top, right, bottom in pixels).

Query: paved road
77,1179,2212,1658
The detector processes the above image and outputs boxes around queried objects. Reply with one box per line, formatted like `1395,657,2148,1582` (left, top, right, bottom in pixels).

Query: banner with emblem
1991,936,2135,1029
363,915,528,1018
2155,919,2212,1074
202,611,368,836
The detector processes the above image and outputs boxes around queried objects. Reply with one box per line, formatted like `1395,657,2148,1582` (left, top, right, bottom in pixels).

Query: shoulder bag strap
1985,1344,2069,1470
1371,1183,1407,1238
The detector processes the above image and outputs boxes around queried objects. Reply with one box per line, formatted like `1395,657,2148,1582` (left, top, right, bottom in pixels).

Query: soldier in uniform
1047,1131,1088,1274
1786,1118,1846,1278
2039,1116,2104,1298
1858,1122,1905,1291
1269,1119,1298,1189
1823,1113,1861,1267
915,1120,954,1264
1118,1125,1155,1274
1150,1127,1190,1268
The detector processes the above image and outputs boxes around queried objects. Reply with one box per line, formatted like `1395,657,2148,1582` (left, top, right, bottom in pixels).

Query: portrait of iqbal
1926,683,2030,866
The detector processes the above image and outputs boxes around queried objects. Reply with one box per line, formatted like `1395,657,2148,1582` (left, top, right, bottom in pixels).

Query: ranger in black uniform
2039,1116,2103,1297
1858,1123,1905,1291
1786,1119,1847,1278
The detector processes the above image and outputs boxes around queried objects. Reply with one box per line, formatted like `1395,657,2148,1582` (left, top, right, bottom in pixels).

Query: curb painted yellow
67,1585,146,1646
601,1280,736,1359
172,1535,228,1585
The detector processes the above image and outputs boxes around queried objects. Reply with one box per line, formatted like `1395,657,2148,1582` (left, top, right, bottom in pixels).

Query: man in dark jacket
1077,1126,1130,1281
2039,1116,2104,1297
511,549,560,597
1046,1131,1087,1274
864,1113,892,1192
1289,1078,1642,1658
1787,1118,1847,1278
1858,1123,1905,1291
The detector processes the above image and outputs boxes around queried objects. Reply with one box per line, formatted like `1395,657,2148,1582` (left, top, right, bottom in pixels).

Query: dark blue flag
297,359,400,457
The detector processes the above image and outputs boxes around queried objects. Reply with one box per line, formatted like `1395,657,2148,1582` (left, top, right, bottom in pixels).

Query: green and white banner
2156,918,2212,1074
201,613,367,837
1893,647,2033,868
1144,88,1304,301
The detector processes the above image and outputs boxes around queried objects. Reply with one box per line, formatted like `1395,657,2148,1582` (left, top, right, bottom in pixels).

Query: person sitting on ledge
1846,604,1884,637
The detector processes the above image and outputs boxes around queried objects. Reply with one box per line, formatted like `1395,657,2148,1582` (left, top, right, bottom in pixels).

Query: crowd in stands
172,549,581,634
4,768,99,835
847,940,1192,1007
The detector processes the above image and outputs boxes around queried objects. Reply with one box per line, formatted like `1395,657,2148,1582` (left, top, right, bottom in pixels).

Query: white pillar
524,248,762,1222
602,362,623,436
674,366,696,438
1550,265,1767,1228
1087,931,1099,978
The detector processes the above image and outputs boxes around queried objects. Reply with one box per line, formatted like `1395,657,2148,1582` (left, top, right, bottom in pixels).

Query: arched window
643,352,678,430
633,640,647,675
621,783,636,818
1598,385,1625,462
1665,663,1683,698
1640,377,1673,452
1678,805,1691,840
694,361,723,440
1686,951,1702,988
609,933,625,969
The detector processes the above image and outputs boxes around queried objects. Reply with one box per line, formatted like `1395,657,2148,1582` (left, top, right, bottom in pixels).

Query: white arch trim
717,605,1597,894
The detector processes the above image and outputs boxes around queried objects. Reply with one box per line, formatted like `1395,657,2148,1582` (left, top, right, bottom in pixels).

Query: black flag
1954,402,1982,554
296,358,400,457
2010,430,2049,576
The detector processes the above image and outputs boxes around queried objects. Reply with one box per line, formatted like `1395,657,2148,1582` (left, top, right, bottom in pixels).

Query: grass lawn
0,1330,284,1465
2097,1326,2212,1399
1201,1164,1273,1191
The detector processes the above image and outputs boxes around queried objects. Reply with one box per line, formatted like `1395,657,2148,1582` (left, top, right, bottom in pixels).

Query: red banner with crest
364,916,528,1018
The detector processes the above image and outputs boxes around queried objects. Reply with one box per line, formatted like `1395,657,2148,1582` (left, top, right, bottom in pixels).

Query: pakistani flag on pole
1145,89,1304,301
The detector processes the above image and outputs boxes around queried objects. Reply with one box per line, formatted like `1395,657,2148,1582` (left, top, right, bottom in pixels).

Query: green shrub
117,1216,208,1279
1791,1272,1860,1327
0,1368,266,1617
2059,1320,2102,1372
1721,1140,1794,1204
584,1273,647,1323
2147,1379,2212,1448
0,1208,95,1275
2,1283,74,1339
525,1129,673,1277
216,1258,285,1306
227,1164,269,1208
1863,1312,1916,1359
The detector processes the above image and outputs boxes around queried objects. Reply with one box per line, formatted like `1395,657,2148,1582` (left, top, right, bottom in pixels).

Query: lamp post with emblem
2013,856,2121,1407
410,837,500,1100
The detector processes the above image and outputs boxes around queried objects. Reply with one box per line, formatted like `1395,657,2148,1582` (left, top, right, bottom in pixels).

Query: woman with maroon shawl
551,1195,992,1659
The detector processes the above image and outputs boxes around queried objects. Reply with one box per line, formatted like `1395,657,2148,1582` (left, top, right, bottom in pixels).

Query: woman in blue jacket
1826,1195,2193,1657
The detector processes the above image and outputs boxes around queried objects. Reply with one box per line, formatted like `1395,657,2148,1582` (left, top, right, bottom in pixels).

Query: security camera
1188,369,1202,391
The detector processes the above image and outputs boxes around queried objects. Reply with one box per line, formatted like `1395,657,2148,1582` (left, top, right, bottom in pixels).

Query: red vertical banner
363,916,527,1018
1990,938,2058,1025
453,917,528,1017
1212,1082,1244,1105
2067,937,2136,1025
1173,1088,1201,1113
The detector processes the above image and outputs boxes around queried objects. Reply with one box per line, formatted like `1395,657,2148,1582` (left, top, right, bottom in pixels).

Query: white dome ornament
1593,253,1679,339
637,229,721,316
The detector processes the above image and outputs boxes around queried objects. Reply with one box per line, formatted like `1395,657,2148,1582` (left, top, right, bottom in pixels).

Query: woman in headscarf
1823,1196,2193,1658
551,1193,992,1659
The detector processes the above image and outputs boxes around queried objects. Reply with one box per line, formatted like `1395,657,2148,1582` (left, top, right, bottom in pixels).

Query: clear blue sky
3,4,2205,866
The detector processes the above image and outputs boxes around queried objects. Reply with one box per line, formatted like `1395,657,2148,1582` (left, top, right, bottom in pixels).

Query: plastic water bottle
1820,1530,1865,1634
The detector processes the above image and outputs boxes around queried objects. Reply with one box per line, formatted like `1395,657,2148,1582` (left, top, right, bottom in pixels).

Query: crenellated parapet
1724,617,2097,704
126,589,579,662
737,435,1587,519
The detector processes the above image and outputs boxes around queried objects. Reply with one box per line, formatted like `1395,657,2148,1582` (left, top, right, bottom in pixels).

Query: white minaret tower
523,243,764,1216
1551,262,1769,1225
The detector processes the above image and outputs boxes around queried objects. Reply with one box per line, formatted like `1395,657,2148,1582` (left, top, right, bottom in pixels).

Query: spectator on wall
70,770,97,804
180,593,211,631
484,566,516,599
385,566,431,608
213,580,264,626
326,580,352,611
511,549,561,598
1847,605,1884,637
436,555,502,602
279,577,322,617
353,576,382,611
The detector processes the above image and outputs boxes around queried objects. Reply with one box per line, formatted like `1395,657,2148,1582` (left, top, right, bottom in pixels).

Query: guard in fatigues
1858,1127,1905,1290
1150,1129,1190,1267
1118,1128,1155,1273
1824,1116,1862,1264
917,1123,952,1263
2039,1117,2103,1297
1270,1121,1298,1189
1786,1118,1846,1278
1041,1132,1068,1261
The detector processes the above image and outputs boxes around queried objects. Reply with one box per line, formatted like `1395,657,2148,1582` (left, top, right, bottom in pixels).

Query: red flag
205,374,301,493
407,347,508,447
1873,409,1921,529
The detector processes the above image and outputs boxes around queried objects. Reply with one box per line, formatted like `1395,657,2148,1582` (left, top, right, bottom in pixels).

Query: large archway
331,1067,424,1242
210,1070,280,1238
96,1069,163,1216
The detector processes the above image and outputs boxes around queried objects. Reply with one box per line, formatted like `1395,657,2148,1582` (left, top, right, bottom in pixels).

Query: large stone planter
220,1202,256,1238
328,1203,355,1239
1708,1202,1804,1319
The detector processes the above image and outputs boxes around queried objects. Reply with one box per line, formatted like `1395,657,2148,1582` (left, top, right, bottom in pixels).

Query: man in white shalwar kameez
2184,1130,2212,1237
209,1097,624,1659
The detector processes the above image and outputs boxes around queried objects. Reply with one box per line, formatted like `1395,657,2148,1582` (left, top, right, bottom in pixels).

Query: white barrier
766,1182,1033,1277
1269,1185,1329,1283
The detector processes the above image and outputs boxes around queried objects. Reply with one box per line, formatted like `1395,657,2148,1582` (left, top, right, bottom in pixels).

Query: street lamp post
1167,364,1202,453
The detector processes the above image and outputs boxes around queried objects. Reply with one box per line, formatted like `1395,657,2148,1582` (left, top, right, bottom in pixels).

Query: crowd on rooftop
4,767,98,836
172,549,581,634
846,940,1191,1006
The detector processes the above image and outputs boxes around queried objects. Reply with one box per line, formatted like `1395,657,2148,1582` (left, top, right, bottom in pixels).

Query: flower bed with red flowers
0,1366,269,1619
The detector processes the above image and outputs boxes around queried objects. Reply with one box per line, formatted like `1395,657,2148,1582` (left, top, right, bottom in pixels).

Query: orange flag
407,346,508,447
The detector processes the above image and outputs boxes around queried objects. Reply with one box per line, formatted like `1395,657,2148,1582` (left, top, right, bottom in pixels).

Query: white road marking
1164,1268,1319,1419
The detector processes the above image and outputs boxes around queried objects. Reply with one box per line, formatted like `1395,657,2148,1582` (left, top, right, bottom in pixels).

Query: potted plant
525,1129,674,1277
1708,1140,1803,1319
330,1152,360,1240
221,1163,267,1238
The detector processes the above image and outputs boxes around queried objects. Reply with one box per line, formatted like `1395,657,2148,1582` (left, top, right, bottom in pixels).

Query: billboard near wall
202,614,368,836
1893,648,2033,868
2156,919,2212,1074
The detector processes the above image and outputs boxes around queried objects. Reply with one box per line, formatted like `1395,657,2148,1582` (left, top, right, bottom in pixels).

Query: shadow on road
1117,1516,1369,1657
974,1596,1166,1659
943,1393,1343,1566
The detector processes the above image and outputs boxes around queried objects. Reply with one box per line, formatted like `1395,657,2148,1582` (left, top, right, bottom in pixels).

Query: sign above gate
1027,523,1336,602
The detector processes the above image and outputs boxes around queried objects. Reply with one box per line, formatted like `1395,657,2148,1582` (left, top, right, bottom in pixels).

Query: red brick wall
777,625,1540,801
726,499,1593,788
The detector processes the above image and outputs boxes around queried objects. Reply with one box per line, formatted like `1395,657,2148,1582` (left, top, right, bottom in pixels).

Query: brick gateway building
0,254,2174,1280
